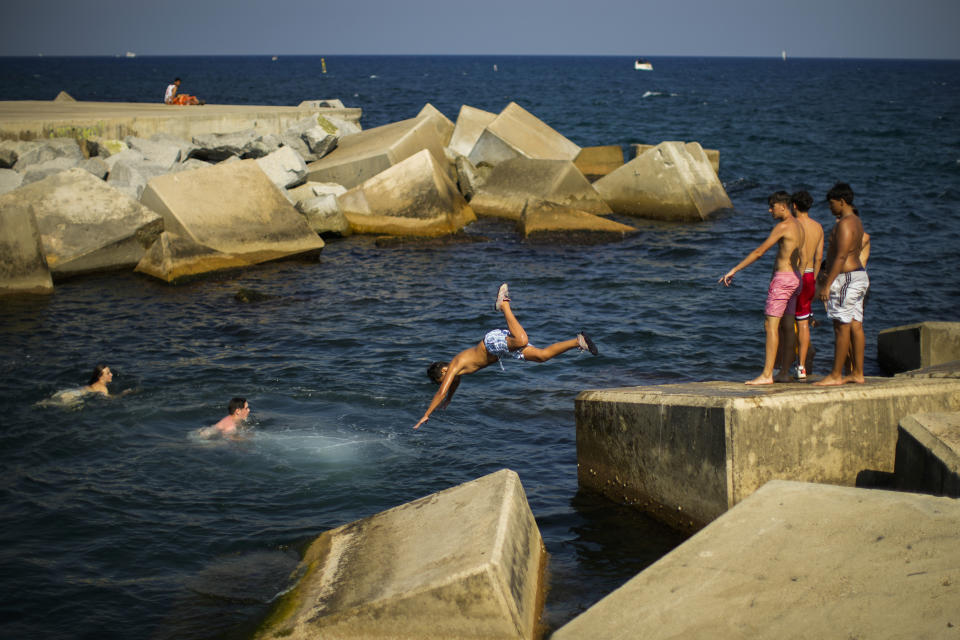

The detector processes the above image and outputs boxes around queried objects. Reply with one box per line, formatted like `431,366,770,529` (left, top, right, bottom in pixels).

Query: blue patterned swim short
483,329,526,361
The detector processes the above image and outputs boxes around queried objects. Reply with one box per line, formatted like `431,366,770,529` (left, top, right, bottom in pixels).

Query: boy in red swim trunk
791,190,824,379
719,191,804,385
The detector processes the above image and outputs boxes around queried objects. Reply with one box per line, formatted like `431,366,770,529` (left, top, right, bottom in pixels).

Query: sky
1,0,959,59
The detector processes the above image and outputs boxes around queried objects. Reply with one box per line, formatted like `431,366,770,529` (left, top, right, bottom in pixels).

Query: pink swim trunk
764,271,801,317
795,271,816,320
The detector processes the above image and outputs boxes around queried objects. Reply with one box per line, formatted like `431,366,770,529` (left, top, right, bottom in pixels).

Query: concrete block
575,378,960,530
519,199,637,243
467,102,581,168
897,359,960,379
895,412,960,497
134,231,250,283
879,321,960,374
106,159,168,200
306,115,448,189
191,129,259,161
255,146,307,190
469,157,612,220
0,201,53,295
286,181,347,206
594,141,732,221
338,149,475,237
85,136,128,158
124,136,182,170
632,141,720,174
448,104,497,159
12,138,83,171
20,157,81,185
255,469,545,640
553,480,960,640
298,99,345,109
453,154,489,201
0,140,19,168
0,168,163,278
0,168,23,195
138,160,323,279
417,103,455,146
53,90,76,102
573,145,624,181
296,195,350,237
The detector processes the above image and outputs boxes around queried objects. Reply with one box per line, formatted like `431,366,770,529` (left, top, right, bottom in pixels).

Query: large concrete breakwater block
448,104,497,158
0,201,53,295
895,412,960,497
255,469,546,640
575,378,960,529
519,199,637,243
469,157,612,220
0,168,162,278
136,160,323,282
338,149,476,237
879,321,960,374
306,115,447,189
553,480,960,640
468,102,581,167
594,141,732,221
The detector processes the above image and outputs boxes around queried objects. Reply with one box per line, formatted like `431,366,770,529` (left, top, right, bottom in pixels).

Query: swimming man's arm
719,223,787,286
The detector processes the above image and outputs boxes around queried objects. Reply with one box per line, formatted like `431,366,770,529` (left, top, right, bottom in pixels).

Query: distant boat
271,55,278,61
634,58,653,71
782,50,787,61
125,51,136,58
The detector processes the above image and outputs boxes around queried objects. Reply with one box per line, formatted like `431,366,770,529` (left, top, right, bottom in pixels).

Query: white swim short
826,269,869,323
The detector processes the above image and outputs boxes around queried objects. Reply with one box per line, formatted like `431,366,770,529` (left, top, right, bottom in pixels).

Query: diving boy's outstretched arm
415,367,460,430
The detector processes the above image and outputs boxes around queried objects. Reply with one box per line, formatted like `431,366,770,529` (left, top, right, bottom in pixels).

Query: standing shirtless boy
414,284,598,430
719,191,804,385
791,190,824,379
814,182,868,386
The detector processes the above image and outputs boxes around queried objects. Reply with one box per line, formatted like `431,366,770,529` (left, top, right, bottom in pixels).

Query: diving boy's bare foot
813,374,846,386
745,375,774,385
495,283,510,311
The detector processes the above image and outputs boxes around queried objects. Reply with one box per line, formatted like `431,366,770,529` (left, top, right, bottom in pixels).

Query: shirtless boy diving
719,191,804,385
414,284,598,430
814,182,869,386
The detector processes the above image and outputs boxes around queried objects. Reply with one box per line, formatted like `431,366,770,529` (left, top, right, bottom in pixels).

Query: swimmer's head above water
86,365,113,395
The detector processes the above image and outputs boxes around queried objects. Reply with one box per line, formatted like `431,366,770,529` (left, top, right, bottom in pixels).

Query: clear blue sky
2,0,959,59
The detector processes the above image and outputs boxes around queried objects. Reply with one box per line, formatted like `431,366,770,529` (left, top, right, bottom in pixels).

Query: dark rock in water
374,233,487,248
235,288,275,303
185,549,300,604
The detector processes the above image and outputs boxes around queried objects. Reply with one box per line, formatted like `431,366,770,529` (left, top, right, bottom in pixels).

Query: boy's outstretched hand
414,416,428,430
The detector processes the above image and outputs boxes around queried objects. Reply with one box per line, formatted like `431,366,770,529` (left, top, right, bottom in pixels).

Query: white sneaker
495,283,510,311
794,364,807,379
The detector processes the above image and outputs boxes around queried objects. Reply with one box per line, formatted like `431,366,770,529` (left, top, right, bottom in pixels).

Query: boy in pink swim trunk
720,191,804,385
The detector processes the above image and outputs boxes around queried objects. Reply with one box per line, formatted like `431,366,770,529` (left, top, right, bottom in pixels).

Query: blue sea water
1,55,959,639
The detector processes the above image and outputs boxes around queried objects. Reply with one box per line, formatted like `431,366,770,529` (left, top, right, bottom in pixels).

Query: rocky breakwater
0,96,733,293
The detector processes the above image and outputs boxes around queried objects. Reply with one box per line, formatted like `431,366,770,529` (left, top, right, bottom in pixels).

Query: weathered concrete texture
519,199,637,243
632,141,720,174
594,141,732,221
553,480,960,640
134,231,251,283
575,378,960,530
895,412,960,497
573,145,624,181
54,91,76,102
255,469,546,640
289,182,350,237
467,102,581,167
0,168,163,278
306,115,448,189
0,168,23,195
137,160,323,281
338,149,476,237
0,100,361,143
448,104,497,159
417,103,455,147
878,321,960,374
898,359,960,379
468,157,612,220
254,145,307,189
0,201,53,295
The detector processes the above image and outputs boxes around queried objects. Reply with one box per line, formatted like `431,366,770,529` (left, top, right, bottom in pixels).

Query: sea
1,55,958,639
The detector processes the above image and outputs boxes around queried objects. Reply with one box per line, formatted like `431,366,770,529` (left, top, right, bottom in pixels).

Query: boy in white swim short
815,182,869,386
720,191,804,385
414,283,598,430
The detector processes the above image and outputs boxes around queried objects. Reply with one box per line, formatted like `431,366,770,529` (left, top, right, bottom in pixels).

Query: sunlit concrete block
595,141,731,221
417,103,455,147
306,116,448,189
255,145,307,189
573,145,624,181
0,200,53,295
879,321,960,374
338,149,475,237
469,157,611,220
632,141,720,174
519,199,636,243
553,480,960,640
448,104,497,158
575,378,960,530
895,412,960,497
138,160,322,277
255,469,546,640
134,231,249,283
467,102,580,167
0,168,162,278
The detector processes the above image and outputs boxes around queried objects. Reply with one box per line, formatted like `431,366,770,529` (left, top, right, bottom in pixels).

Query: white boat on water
125,51,136,58
634,58,653,71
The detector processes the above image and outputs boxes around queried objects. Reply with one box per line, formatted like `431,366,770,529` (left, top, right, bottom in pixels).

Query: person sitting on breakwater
164,78,203,105
719,191,804,385
790,190,824,380
814,182,869,386
414,283,598,430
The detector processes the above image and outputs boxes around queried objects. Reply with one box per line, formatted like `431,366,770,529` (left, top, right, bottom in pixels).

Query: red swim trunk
795,271,816,320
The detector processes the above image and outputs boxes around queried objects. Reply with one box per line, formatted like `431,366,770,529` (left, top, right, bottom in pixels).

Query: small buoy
321,57,327,74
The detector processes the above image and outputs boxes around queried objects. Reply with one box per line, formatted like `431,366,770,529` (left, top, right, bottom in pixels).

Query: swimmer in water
209,397,251,439
85,364,114,396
